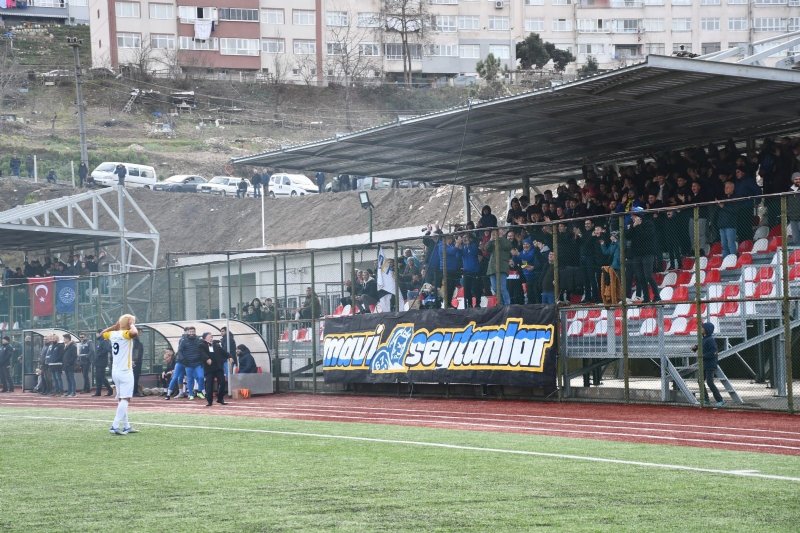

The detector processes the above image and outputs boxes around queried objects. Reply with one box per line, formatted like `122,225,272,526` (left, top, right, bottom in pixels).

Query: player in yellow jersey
101,314,139,435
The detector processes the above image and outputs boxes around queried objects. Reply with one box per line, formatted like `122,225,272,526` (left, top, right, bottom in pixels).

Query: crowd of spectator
406,137,800,306
1,251,110,285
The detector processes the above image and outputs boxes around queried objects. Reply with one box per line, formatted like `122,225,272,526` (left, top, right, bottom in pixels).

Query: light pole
359,191,373,243
67,37,89,171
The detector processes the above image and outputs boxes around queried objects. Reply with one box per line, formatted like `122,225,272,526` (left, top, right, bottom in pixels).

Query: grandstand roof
233,55,800,190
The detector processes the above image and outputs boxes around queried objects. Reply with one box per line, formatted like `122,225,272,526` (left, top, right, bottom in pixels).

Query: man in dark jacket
114,163,127,186
77,333,94,393
627,207,661,303
179,326,204,400
692,322,725,408
0,336,15,392
716,181,739,257
200,332,227,406
235,345,257,374
62,334,78,397
48,335,64,395
94,329,114,396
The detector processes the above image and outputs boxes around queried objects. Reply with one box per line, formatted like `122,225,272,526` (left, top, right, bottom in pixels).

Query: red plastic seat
654,272,665,286
706,256,723,270
615,319,623,336
723,285,740,299
672,286,689,301
279,329,289,343
736,254,753,268
705,270,721,283
737,240,753,254
581,320,596,335
790,264,800,280
639,307,658,319
676,271,692,285
768,236,782,253
709,242,723,255
486,295,497,308
768,225,782,238
681,257,694,271
758,267,775,281
755,281,775,298
721,302,740,316
789,250,800,265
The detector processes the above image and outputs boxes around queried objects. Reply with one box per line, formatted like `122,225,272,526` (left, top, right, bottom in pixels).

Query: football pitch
1,399,799,532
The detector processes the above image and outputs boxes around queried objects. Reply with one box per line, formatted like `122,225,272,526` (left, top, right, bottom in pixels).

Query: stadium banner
323,305,556,387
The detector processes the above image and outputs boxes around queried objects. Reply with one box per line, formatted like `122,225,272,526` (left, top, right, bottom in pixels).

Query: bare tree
325,9,381,130
382,0,430,86
121,40,155,81
0,39,21,110
294,54,318,86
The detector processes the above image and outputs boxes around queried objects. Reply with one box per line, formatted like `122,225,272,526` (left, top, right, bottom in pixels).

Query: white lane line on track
266,401,800,437
234,405,800,443
4,399,799,450
1,413,799,483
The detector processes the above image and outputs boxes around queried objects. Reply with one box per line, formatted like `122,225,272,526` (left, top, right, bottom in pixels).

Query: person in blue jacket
439,234,463,306
461,232,481,308
512,238,538,304
692,322,725,408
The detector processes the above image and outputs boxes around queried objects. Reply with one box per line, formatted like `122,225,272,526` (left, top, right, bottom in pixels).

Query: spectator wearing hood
692,322,725,408
235,345,257,374
478,205,497,228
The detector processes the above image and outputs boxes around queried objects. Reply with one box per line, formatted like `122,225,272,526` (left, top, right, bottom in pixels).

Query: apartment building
89,0,800,83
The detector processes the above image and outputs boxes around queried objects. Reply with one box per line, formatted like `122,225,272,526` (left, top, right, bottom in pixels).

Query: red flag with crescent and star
28,277,54,316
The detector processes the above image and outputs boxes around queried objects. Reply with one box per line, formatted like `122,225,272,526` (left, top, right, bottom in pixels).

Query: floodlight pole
68,37,89,170
367,206,373,244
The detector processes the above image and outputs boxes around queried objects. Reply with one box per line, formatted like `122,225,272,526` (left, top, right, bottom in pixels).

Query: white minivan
268,173,319,197
90,162,158,189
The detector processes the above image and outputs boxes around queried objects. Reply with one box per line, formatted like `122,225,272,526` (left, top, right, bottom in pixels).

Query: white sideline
2,413,799,483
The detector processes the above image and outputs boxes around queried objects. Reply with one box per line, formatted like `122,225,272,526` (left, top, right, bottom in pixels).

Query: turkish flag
28,277,54,317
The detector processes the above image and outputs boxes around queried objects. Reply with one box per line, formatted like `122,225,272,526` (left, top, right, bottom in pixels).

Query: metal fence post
619,213,629,403
442,236,448,308
552,223,563,399
780,195,794,413
394,242,400,311
494,234,501,306
350,247,356,315
272,255,279,393
693,206,706,408
311,250,317,394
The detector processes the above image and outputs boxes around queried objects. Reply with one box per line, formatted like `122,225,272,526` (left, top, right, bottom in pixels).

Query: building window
178,6,215,23
385,43,421,59
179,36,218,50
326,11,348,27
672,18,692,31
671,0,691,4
753,0,787,4
701,0,721,4
150,33,175,49
261,38,285,53
727,0,748,3
642,18,664,32
293,39,316,54
700,17,720,30
459,44,480,58
148,3,173,20
578,43,604,55
728,17,748,30
488,16,509,30
326,42,344,55
615,19,640,33
642,0,664,5
427,43,458,56
552,18,572,31
430,0,458,3
359,43,380,56
753,17,783,31
458,16,480,30
71,0,88,5
701,42,721,54
116,32,141,48
672,42,692,52
219,8,258,22
645,43,665,54
261,8,284,25
524,0,544,4
115,2,140,18
525,18,545,32
552,0,572,4
434,15,457,32
357,12,380,27
488,44,510,58
293,10,315,26
788,17,800,31
219,38,259,56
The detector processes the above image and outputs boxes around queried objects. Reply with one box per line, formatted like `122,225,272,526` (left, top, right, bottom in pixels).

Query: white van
90,162,158,189
268,173,319,197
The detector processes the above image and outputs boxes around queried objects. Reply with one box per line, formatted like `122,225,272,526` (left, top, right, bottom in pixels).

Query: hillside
0,178,509,267
0,23,478,184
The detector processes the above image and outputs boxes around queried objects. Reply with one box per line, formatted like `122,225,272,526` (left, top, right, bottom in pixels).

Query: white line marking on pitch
1,413,799,483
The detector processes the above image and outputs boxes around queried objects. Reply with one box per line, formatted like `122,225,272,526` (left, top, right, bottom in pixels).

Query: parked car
153,174,207,193
198,176,252,196
90,162,157,189
268,173,318,197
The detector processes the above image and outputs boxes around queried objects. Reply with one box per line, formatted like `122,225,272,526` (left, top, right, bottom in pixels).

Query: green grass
1,406,799,532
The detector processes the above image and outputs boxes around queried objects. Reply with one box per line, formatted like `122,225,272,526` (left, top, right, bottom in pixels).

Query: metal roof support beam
737,36,800,65
696,46,744,62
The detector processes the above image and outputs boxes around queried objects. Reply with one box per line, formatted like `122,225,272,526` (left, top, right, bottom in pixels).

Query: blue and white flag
55,278,77,314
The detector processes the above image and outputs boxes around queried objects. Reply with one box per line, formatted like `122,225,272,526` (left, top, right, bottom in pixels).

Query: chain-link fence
1,193,798,410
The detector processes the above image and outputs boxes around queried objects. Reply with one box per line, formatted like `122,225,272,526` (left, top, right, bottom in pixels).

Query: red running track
2,391,800,456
